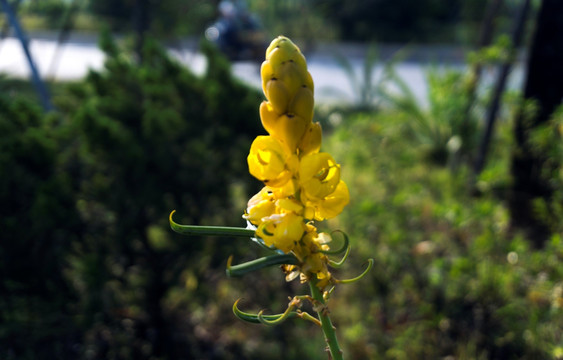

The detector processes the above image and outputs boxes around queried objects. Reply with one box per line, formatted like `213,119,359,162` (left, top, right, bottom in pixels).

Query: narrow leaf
169,210,255,238
226,254,299,277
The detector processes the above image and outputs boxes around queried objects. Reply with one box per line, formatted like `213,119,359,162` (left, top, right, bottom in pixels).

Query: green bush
0,91,81,358
323,111,563,359
58,34,267,358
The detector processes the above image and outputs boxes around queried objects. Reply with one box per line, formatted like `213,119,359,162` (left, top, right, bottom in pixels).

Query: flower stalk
309,278,343,360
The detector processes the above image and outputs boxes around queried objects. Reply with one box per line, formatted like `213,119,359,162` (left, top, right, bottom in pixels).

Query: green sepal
226,253,299,277
169,210,255,238
233,299,298,324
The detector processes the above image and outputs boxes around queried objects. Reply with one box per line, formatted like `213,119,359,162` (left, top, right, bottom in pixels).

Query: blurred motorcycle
205,1,267,62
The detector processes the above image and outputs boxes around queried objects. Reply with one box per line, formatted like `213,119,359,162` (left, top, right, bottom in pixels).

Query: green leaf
169,210,256,238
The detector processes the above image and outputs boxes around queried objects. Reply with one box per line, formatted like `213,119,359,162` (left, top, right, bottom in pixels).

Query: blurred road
0,33,525,106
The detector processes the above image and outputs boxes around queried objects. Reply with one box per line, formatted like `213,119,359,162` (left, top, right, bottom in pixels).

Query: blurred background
1,0,562,359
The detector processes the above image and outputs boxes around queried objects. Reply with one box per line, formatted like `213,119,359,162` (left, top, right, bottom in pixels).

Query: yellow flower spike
299,153,341,199
247,136,292,187
299,122,322,156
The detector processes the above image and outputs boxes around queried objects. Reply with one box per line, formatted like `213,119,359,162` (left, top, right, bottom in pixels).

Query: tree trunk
134,0,150,63
509,0,563,246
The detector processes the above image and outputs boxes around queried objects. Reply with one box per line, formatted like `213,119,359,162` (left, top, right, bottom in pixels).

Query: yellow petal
299,122,322,156
260,101,278,135
247,136,292,187
275,198,303,214
244,187,275,226
265,79,290,114
299,153,341,199
256,213,305,253
310,180,350,220
273,114,308,152
288,86,314,121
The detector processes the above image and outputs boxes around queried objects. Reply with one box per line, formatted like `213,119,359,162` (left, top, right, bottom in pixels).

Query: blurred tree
509,0,563,246
312,0,463,42
87,0,217,37
63,32,262,358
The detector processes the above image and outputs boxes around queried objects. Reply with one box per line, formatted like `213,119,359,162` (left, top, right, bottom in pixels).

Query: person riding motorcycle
205,1,266,61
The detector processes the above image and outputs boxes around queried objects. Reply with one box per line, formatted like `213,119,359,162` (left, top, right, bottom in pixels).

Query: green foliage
331,44,391,111
527,105,563,233
323,111,563,359
59,33,264,358
19,0,71,28
0,31,268,359
307,0,504,43
381,66,479,166
0,90,81,358
86,0,216,36
1,24,561,360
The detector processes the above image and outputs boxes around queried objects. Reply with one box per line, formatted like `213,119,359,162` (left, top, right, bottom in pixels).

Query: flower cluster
244,36,350,289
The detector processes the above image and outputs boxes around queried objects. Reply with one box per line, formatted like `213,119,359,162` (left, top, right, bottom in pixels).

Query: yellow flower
306,180,350,221
243,36,350,290
299,153,341,199
247,135,292,187
275,198,304,215
243,187,275,226
256,212,305,253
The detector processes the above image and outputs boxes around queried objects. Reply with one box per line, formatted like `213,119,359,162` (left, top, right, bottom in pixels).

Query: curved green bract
320,230,350,255
328,240,351,269
226,253,299,277
336,259,374,284
169,210,256,238
233,299,298,324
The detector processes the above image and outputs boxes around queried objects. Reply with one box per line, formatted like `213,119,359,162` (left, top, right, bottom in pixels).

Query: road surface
0,34,525,106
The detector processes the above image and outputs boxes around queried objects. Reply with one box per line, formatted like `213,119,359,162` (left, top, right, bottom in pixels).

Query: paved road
0,34,525,106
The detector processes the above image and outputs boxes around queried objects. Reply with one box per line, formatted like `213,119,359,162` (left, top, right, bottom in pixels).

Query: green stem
309,280,344,360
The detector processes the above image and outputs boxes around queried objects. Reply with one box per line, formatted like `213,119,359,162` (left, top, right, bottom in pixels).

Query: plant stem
309,280,343,360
